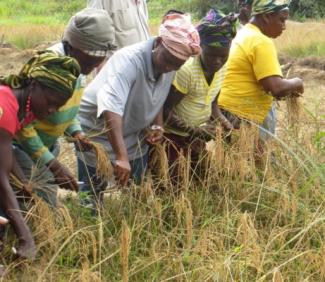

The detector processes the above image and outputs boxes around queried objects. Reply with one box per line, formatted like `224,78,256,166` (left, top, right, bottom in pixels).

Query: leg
77,157,108,213
129,153,148,185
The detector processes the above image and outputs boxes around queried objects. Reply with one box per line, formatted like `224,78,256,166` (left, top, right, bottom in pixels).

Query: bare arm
163,86,196,134
0,129,35,259
259,76,304,99
103,111,130,186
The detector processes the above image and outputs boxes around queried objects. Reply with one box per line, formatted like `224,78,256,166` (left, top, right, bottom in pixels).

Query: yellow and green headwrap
252,0,290,16
197,9,237,48
0,50,80,98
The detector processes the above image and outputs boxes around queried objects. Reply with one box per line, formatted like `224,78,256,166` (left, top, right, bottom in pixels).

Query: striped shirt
15,43,85,165
165,56,226,137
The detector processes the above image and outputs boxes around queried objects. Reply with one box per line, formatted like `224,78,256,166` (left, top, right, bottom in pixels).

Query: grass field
0,1,324,281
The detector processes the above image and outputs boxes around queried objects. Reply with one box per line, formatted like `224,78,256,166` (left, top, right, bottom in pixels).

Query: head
251,0,290,38
27,80,70,120
152,37,187,74
0,51,80,120
197,9,237,74
155,13,201,74
238,0,253,24
63,8,116,75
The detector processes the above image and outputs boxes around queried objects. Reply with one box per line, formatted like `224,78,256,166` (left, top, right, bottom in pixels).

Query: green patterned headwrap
197,9,237,48
0,50,80,98
252,0,290,16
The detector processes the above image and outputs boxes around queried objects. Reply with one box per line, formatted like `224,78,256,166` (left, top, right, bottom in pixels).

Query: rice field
0,4,324,282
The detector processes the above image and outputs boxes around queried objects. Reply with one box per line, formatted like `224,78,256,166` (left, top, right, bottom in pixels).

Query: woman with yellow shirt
163,9,237,184
218,0,304,139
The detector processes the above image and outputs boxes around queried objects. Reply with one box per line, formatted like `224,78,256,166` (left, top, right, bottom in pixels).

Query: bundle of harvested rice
66,136,113,181
286,95,302,127
92,142,113,181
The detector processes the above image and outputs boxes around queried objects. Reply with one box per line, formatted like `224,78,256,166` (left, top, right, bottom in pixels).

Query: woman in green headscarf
218,0,303,141
0,50,80,262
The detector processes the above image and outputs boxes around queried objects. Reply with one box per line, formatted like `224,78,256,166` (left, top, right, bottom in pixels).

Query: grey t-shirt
78,38,174,164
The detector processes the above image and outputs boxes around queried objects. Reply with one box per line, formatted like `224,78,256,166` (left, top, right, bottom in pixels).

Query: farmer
163,9,237,182
237,0,253,28
0,51,80,260
14,8,116,206
218,0,304,140
77,13,201,210
87,0,150,51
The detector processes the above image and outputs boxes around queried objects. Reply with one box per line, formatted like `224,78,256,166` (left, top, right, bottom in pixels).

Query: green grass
283,42,325,58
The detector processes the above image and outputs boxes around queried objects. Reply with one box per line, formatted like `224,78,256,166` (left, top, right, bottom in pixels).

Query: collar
144,37,157,83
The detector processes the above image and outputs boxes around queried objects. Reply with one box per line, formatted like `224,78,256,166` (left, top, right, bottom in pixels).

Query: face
29,81,70,120
69,46,106,75
238,1,252,21
153,40,187,74
200,45,230,74
264,10,289,38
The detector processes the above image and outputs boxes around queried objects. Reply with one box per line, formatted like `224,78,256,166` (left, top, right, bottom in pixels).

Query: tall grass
1,79,323,281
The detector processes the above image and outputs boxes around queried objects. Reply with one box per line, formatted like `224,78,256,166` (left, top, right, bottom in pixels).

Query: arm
146,107,164,145
253,42,304,99
0,129,35,259
16,124,78,191
259,76,304,99
164,85,196,133
103,111,130,186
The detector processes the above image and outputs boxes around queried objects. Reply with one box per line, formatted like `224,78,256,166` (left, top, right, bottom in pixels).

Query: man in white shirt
77,13,201,211
87,0,150,50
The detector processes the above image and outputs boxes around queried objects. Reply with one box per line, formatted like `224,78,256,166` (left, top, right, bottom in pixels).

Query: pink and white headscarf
159,13,201,61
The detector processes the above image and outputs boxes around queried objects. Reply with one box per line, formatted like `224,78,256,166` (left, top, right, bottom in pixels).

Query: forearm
261,76,304,99
104,111,128,160
152,107,163,127
0,173,22,214
166,111,197,134
11,153,28,183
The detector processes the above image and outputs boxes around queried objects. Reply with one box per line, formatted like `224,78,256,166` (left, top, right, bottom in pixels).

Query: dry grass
0,20,324,282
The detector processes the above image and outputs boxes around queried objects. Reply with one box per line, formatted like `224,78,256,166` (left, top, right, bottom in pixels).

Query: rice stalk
120,220,131,282
149,143,170,187
66,136,113,181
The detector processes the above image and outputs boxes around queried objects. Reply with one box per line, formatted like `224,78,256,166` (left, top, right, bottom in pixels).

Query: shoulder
47,42,65,55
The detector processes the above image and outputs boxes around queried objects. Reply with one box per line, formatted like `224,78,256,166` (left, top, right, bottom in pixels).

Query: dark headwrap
197,9,237,48
0,50,80,98
252,0,290,16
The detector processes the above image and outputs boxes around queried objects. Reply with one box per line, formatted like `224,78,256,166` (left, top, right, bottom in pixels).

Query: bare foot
15,238,36,260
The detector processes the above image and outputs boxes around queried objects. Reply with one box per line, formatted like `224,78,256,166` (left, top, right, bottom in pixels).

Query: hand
114,158,131,186
47,159,78,192
21,182,33,197
146,125,164,145
0,216,8,226
290,77,304,96
73,132,93,152
193,124,216,141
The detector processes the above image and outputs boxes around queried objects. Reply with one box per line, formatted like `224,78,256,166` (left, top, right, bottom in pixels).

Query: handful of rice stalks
66,136,113,181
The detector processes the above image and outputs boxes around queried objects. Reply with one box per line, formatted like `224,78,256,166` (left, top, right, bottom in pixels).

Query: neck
200,56,214,83
152,41,161,79
250,17,266,35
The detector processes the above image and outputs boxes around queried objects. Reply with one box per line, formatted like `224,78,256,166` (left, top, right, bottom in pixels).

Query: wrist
150,125,164,132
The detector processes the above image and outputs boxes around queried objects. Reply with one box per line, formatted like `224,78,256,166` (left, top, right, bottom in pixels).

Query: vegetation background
0,0,324,281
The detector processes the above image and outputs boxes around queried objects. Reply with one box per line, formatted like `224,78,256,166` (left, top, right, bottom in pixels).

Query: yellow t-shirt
218,23,282,123
165,56,226,137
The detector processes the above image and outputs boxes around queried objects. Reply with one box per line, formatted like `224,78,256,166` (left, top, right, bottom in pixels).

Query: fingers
146,131,163,144
0,216,8,225
114,160,131,186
